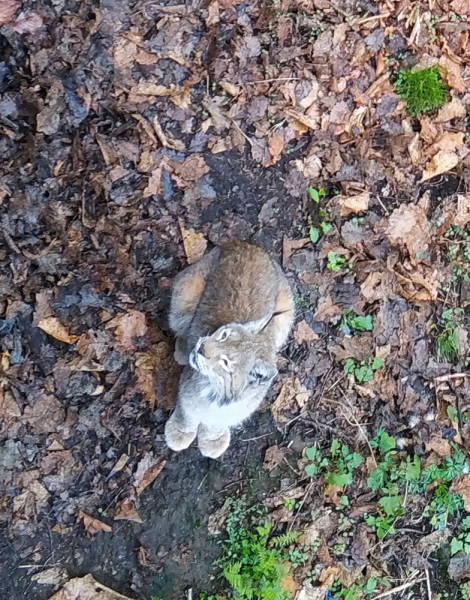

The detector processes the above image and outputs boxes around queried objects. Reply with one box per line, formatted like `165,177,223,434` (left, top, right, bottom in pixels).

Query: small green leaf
378,431,396,453
320,221,332,235
330,439,341,457
372,356,383,370
363,578,377,595
348,453,364,470
451,537,464,555
305,463,319,477
405,455,421,481
309,226,320,244
349,315,373,331
447,405,458,422
379,495,402,517
308,186,320,203
344,358,355,374
326,472,352,487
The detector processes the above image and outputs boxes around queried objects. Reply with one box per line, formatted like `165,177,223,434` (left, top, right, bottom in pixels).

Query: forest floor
1,0,470,599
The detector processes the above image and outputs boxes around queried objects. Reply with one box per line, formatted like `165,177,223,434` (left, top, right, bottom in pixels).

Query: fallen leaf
32,567,67,587
439,55,467,93
271,378,310,423
450,0,470,14
133,453,166,495
296,581,329,600
267,133,284,165
263,445,287,471
208,498,231,535
451,475,470,512
142,166,162,197
414,529,450,554
0,0,18,25
178,218,207,264
24,394,65,434
37,316,79,344
171,155,210,183
332,192,370,216
135,366,156,411
455,195,470,228
78,511,112,537
421,150,459,182
293,320,319,344
109,454,129,477
386,203,431,264
428,132,465,156
425,436,452,458
313,294,343,322
114,497,143,523
435,97,466,123
12,11,43,33
46,574,134,600
282,237,309,268
112,310,147,352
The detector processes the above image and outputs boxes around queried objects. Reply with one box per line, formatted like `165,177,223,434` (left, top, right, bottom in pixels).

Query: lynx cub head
189,317,278,404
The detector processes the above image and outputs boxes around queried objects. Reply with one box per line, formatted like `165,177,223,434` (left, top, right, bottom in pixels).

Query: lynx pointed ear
241,313,272,335
249,360,278,384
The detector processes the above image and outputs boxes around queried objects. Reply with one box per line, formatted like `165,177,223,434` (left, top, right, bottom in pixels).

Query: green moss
394,65,447,116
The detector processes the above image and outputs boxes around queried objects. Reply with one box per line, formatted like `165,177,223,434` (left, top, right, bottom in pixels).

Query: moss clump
394,65,447,116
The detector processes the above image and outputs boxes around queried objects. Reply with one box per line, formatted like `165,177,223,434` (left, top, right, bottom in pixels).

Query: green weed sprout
394,65,447,116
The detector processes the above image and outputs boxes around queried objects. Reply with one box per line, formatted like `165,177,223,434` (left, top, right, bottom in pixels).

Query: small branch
370,578,426,600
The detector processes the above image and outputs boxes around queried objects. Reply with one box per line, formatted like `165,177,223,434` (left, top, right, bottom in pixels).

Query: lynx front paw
165,416,197,452
198,426,231,459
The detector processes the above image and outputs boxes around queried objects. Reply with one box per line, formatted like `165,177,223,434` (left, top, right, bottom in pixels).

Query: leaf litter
2,0,470,598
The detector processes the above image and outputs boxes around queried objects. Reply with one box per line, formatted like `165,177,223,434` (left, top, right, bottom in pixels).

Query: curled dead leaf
46,574,134,600
386,204,430,264
111,310,147,352
331,192,370,216
78,510,112,537
133,453,166,495
114,497,143,523
421,150,459,183
178,218,207,264
37,317,79,344
263,445,287,471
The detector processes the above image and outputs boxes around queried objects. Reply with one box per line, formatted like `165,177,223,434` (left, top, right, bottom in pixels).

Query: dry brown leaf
142,166,162,197
206,0,220,25
451,476,470,511
296,582,329,600
271,378,310,423
24,394,65,434
12,11,43,33
282,237,309,268
267,133,284,165
313,294,343,322
386,203,430,264
435,97,466,123
47,574,133,600
37,317,79,344
0,0,18,25
263,445,287,471
133,453,166,495
330,336,373,362
332,192,370,216
78,511,112,537
439,55,467,93
450,0,470,14
135,366,156,411
293,320,319,344
171,155,210,183
455,194,470,227
178,218,207,264
420,150,459,182
428,132,464,156
32,567,67,587
425,436,452,458
112,310,147,352
408,133,421,166
114,497,143,523
208,498,231,535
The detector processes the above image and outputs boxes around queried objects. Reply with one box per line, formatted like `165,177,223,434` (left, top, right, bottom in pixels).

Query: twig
425,568,432,600
327,1,351,18
338,390,378,467
354,12,391,25
197,474,208,491
435,373,468,382
370,578,426,599
187,588,193,600
248,77,301,84
231,119,254,148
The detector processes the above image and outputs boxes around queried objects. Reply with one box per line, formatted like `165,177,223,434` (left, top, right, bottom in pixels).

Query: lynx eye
217,329,230,342
219,356,232,372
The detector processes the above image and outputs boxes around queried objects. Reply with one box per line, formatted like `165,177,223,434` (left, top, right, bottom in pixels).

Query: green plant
307,186,325,204
216,499,300,600
284,498,300,511
461,583,470,600
435,308,463,363
450,516,470,555
424,484,463,530
394,65,447,116
340,309,373,335
304,440,363,488
344,357,383,383
327,251,346,272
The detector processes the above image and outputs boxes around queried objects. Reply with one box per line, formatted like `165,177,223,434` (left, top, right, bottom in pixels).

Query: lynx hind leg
271,266,295,350
169,251,215,338
164,406,198,452
198,424,231,459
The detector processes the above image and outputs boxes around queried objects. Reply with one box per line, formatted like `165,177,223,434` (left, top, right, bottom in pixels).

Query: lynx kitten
165,241,294,459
